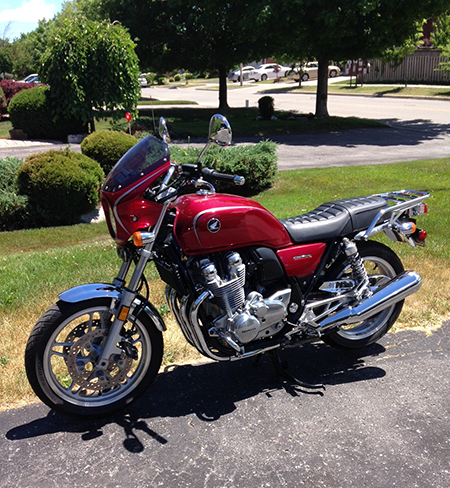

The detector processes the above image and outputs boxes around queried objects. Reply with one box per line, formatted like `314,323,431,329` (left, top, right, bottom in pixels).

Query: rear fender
58,283,166,332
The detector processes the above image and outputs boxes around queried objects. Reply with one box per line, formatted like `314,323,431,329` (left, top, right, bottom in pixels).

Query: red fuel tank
172,193,292,255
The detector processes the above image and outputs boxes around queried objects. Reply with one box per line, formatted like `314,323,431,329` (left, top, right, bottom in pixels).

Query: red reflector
422,203,428,214
418,230,427,241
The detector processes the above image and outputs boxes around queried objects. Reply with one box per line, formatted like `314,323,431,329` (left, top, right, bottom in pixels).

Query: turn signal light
133,231,143,247
132,231,155,247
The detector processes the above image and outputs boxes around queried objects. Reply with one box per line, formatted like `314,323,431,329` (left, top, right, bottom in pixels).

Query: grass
135,107,385,138
1,157,449,410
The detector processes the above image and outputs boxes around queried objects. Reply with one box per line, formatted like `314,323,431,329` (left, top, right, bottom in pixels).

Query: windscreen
102,135,170,193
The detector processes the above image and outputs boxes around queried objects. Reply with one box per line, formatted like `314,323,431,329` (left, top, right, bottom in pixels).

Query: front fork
97,199,172,367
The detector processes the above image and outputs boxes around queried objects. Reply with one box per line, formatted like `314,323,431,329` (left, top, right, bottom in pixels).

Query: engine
189,251,291,351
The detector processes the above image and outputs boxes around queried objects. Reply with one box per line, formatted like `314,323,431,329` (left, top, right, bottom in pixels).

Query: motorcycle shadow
6,341,386,451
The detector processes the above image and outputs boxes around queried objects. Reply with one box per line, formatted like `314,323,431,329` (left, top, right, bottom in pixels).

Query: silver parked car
248,63,291,82
228,66,255,83
288,62,341,82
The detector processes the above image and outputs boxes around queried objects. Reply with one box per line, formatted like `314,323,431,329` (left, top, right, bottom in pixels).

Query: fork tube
98,200,171,366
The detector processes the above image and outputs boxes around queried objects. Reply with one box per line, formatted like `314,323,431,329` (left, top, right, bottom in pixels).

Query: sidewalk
0,138,61,148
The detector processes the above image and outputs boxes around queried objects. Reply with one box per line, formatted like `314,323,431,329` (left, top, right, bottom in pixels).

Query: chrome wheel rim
43,305,151,407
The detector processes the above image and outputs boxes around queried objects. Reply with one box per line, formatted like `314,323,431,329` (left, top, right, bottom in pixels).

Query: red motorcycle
25,115,429,416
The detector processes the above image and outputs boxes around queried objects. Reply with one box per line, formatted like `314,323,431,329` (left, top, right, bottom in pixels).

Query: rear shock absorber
342,238,372,299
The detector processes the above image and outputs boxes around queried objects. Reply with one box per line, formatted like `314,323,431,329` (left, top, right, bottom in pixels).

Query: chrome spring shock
342,238,372,299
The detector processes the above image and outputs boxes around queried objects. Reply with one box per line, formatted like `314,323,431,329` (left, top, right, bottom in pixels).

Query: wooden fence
367,49,449,83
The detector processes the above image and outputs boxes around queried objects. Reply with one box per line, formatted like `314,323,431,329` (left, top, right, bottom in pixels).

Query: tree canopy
264,0,450,117
98,0,271,108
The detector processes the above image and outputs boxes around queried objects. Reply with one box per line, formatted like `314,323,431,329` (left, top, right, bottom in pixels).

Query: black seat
280,196,388,243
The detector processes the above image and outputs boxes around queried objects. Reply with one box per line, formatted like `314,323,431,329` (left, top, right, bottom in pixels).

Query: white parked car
248,63,291,82
288,62,341,82
228,66,255,82
139,75,148,87
17,73,40,83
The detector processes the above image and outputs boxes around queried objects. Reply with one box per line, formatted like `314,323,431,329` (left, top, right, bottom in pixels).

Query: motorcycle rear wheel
25,298,163,416
322,240,404,349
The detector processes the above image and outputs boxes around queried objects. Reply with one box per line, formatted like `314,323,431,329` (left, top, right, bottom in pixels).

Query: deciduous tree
40,17,140,130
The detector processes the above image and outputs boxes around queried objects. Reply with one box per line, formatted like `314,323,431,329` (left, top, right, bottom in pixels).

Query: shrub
8,86,87,141
0,192,29,231
0,157,30,230
16,150,104,226
170,140,278,196
0,80,34,107
174,74,182,82
0,157,22,192
145,73,156,85
80,130,137,174
0,85,5,120
258,96,275,120
0,192,30,231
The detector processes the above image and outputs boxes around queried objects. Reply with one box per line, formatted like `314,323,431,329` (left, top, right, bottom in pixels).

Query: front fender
59,283,119,303
58,283,166,332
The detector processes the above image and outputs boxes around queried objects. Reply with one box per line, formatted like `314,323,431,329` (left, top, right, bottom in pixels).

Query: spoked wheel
322,241,404,349
25,298,163,416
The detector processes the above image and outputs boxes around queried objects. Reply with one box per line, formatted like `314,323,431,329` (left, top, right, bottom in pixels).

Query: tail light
412,228,427,247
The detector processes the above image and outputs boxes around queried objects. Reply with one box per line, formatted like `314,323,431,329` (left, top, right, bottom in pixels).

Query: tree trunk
218,65,229,110
315,58,330,118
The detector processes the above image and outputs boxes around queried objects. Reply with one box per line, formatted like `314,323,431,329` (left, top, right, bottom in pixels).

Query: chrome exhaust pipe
318,271,422,330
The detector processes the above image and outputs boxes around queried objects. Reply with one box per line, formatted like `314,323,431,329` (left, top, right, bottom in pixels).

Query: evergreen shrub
80,130,137,174
0,157,29,230
171,140,278,196
16,150,104,225
8,86,87,140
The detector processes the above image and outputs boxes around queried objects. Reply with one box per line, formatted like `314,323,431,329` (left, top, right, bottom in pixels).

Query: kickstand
268,350,326,393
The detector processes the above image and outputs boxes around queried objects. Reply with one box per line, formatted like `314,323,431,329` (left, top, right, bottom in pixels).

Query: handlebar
201,167,245,186
180,164,244,186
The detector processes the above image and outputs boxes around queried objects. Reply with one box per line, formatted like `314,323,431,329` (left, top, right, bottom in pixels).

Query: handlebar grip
202,167,245,186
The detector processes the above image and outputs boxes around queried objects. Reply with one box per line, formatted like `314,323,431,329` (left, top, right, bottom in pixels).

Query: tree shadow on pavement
234,119,450,148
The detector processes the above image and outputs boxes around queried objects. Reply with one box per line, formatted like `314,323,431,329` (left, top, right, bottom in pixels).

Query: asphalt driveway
1,323,449,487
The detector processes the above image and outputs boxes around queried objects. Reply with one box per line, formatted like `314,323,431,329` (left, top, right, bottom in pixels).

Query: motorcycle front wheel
322,240,404,349
25,298,163,416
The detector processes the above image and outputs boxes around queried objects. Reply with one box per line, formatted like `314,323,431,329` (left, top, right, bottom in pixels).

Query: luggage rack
355,190,430,242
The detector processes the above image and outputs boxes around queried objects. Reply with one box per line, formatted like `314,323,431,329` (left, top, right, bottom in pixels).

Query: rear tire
322,241,404,349
25,298,163,416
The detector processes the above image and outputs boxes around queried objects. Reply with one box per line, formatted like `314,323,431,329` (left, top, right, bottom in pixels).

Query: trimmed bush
0,192,29,231
16,150,104,226
258,96,275,120
171,140,278,196
8,85,87,141
0,157,22,192
0,80,34,108
80,130,137,174
0,157,30,230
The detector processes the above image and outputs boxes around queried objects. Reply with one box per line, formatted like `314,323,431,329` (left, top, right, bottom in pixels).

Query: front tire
25,298,163,416
322,241,404,349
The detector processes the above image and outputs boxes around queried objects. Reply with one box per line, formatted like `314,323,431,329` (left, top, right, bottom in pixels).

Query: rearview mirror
159,117,171,144
209,114,232,146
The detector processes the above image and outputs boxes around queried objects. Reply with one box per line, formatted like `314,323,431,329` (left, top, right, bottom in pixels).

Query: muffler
318,271,422,329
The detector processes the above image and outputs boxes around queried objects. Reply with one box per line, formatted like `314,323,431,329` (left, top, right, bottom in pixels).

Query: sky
0,0,64,41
